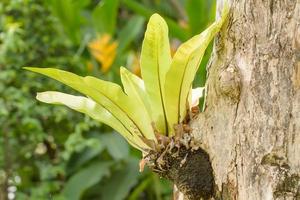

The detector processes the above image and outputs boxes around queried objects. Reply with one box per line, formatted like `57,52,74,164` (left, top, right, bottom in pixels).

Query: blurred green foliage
0,0,215,199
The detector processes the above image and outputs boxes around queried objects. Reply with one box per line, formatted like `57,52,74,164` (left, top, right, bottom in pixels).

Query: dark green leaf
98,133,129,160
66,143,105,175
185,0,216,35
122,0,188,41
99,158,140,200
117,16,145,54
92,0,119,34
63,161,112,200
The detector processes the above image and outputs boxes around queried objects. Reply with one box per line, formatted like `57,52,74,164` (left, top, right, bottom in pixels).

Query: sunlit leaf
83,76,156,142
24,67,155,150
36,91,147,151
164,3,229,135
140,14,171,135
120,67,151,118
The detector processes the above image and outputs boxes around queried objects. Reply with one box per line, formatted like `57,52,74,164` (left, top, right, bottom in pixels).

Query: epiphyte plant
25,3,229,200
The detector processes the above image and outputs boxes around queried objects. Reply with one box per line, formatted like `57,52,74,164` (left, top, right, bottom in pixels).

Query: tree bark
176,0,300,199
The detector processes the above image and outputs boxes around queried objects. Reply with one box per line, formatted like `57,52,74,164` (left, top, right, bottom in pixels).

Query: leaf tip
149,13,166,25
36,92,49,103
119,66,126,73
23,66,35,71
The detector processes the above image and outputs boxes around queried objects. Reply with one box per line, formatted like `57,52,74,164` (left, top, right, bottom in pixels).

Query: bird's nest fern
25,4,229,199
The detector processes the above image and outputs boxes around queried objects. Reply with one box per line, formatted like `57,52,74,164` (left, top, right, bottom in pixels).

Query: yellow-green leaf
83,76,156,142
120,67,151,117
24,67,156,146
164,3,229,135
140,13,172,134
36,91,148,151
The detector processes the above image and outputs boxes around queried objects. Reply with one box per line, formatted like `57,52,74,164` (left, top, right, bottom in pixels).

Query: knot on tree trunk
218,64,241,102
144,134,215,200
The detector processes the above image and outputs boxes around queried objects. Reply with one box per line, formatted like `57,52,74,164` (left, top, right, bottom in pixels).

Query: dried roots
143,134,214,200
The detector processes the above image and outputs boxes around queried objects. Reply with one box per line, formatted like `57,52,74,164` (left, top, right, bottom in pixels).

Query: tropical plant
25,8,228,150
25,3,229,198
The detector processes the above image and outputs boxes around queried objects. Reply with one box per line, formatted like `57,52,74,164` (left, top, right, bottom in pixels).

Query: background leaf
46,0,90,43
92,0,120,35
122,0,188,40
117,16,145,54
98,133,130,161
63,161,112,200
185,0,215,35
66,143,105,175
99,158,140,200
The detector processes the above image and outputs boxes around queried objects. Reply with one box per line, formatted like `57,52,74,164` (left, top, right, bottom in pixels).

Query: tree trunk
176,0,300,199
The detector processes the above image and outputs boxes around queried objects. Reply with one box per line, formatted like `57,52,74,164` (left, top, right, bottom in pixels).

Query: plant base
144,134,214,200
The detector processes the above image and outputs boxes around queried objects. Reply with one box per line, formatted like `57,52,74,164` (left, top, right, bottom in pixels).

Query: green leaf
92,0,119,35
122,0,188,41
24,67,154,150
140,14,171,135
36,91,147,151
98,133,129,160
66,143,105,175
63,161,112,200
128,176,152,200
120,67,151,119
185,0,216,35
99,158,140,200
164,3,229,135
46,0,89,43
83,76,156,142
117,16,145,54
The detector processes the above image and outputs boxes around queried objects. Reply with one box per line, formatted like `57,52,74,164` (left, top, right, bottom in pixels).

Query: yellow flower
88,34,118,73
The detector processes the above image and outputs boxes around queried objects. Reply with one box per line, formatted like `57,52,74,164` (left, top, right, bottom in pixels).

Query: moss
261,153,290,169
144,134,214,200
274,174,300,199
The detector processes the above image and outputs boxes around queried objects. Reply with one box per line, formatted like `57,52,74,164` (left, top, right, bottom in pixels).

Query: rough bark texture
177,0,300,199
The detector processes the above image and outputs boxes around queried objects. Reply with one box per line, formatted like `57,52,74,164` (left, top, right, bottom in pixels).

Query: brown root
144,134,214,200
